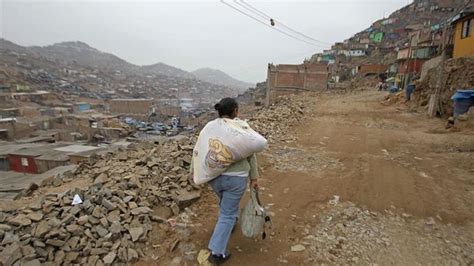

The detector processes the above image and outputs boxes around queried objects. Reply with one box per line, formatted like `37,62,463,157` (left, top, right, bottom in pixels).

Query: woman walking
191,97,260,264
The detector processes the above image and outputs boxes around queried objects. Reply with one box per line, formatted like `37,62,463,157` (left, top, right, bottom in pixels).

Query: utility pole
428,22,448,117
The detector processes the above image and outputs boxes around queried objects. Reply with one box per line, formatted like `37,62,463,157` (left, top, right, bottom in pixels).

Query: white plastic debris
329,195,340,206
72,194,83,205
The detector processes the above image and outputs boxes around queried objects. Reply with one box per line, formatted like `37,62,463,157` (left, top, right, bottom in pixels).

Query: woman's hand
250,179,258,189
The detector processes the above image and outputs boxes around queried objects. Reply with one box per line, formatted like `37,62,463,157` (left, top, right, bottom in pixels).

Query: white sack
192,118,267,185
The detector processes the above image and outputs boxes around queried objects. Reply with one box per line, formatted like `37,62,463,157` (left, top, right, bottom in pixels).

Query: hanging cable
220,0,328,48
239,0,331,45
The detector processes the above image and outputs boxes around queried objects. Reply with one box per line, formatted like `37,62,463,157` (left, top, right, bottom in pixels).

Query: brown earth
139,90,474,265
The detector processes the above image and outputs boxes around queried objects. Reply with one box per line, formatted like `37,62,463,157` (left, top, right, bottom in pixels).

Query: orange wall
453,16,474,58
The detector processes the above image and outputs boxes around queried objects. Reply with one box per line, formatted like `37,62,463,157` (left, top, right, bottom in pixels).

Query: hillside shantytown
0,0,473,265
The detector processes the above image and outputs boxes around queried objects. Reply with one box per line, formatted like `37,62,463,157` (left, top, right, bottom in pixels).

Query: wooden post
429,22,449,117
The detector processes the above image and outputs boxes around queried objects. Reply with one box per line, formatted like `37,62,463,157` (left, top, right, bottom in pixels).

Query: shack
35,150,70,173
0,143,44,171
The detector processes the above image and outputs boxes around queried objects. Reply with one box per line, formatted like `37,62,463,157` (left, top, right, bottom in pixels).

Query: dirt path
142,90,474,265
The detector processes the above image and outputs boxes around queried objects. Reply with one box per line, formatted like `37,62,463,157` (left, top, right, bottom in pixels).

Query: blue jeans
208,175,248,255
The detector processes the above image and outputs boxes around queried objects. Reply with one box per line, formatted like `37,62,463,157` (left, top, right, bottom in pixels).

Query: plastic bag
240,188,271,239
193,118,267,185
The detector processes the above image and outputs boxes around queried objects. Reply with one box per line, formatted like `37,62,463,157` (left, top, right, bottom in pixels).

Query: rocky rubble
0,138,200,265
0,92,314,265
304,199,474,265
249,94,309,144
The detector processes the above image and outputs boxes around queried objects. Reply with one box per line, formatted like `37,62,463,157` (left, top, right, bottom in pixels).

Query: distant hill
0,39,28,53
29,41,137,72
192,68,253,91
141,62,194,79
25,41,247,90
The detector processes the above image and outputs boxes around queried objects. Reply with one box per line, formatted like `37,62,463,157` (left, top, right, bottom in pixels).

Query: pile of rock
304,201,391,264
249,94,308,143
0,138,200,265
303,199,474,264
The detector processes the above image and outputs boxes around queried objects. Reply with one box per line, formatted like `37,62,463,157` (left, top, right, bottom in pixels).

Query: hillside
309,0,467,82
29,41,137,72
141,62,194,79
0,39,241,102
192,67,253,91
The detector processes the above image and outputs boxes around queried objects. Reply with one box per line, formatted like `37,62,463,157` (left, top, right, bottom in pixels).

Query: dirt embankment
412,57,474,116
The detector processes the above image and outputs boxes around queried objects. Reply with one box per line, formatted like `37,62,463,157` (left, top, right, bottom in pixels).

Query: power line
239,0,331,45
220,0,328,48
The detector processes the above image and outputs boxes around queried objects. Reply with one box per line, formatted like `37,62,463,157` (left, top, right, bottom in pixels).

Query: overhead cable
239,0,331,45
221,0,328,48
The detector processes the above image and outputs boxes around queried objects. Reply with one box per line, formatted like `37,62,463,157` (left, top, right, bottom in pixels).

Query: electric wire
220,0,328,48
239,0,331,45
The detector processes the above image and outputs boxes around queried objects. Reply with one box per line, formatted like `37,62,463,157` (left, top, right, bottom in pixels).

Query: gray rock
99,217,109,227
129,227,144,242
34,221,50,238
21,245,36,257
1,231,19,245
8,214,32,227
87,255,100,265
45,239,65,247
77,215,89,225
171,203,180,216
90,248,109,256
0,242,22,266
92,206,103,218
0,224,12,231
54,250,65,264
94,173,108,185
122,196,133,203
67,236,80,249
26,212,43,222
106,213,120,224
70,205,82,216
33,240,46,247
21,259,42,266
103,251,116,265
177,190,201,208
65,252,79,262
130,207,152,216
66,224,83,235
127,248,139,262
109,221,122,234
102,198,116,211
61,214,75,224
95,225,109,238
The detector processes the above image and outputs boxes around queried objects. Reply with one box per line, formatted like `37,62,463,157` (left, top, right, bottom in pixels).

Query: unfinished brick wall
266,63,328,105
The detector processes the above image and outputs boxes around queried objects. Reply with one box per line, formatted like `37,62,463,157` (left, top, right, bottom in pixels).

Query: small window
461,18,472,39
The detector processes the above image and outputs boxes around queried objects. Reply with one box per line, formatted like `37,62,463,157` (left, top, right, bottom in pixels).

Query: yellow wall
453,16,474,58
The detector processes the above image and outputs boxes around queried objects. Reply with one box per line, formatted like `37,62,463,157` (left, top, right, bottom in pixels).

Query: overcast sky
1,0,409,83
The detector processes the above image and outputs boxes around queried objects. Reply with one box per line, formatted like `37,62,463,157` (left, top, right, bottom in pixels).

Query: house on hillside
339,49,367,57
451,9,474,58
369,32,384,43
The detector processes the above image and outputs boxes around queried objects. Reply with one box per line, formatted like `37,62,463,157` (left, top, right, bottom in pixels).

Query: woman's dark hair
214,97,238,117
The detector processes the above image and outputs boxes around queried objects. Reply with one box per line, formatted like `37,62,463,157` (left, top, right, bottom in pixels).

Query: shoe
208,252,231,264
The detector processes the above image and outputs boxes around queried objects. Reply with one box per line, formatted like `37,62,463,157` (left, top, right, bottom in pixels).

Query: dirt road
145,90,474,265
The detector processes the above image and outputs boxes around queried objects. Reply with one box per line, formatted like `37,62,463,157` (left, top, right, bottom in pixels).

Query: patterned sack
192,118,267,185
